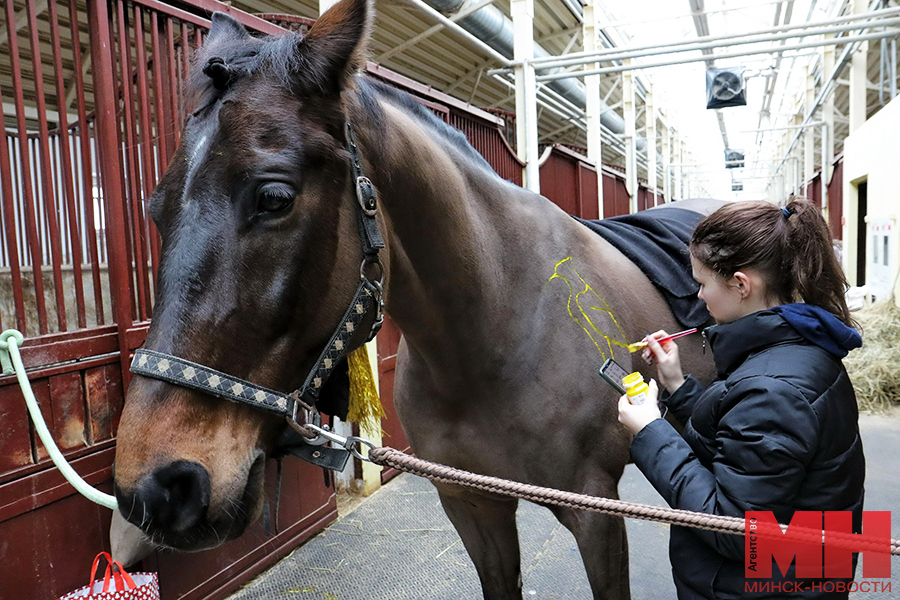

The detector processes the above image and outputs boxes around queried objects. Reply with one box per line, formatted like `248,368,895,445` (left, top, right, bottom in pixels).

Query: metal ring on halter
346,436,375,462
360,257,385,285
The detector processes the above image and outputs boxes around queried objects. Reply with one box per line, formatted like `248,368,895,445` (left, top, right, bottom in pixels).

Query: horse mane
356,79,496,175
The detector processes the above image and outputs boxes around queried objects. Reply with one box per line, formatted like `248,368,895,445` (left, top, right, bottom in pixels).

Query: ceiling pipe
419,0,648,150
537,29,899,80
527,3,900,68
525,12,900,71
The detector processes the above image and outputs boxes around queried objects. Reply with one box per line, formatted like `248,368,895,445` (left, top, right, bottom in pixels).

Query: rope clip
304,423,374,462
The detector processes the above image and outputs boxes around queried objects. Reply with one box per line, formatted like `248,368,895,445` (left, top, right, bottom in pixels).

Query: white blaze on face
183,132,211,206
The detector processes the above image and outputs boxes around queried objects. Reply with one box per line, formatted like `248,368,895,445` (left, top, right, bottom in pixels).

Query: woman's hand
617,379,662,435
642,330,685,394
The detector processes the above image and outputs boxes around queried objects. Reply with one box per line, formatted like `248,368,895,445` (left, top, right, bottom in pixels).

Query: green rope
0,330,118,510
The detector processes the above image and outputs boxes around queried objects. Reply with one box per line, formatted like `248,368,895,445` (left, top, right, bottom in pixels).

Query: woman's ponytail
783,198,854,326
691,198,855,327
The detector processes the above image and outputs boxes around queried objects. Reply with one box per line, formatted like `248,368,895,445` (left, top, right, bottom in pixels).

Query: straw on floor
844,300,900,413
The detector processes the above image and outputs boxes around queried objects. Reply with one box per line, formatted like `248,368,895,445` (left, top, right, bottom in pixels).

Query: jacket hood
770,303,862,358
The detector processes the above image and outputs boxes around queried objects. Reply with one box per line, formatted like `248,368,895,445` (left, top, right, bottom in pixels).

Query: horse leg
551,479,631,600
437,487,523,600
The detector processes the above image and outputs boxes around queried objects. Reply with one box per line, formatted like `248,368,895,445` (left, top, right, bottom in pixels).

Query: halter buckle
287,393,321,439
356,176,378,217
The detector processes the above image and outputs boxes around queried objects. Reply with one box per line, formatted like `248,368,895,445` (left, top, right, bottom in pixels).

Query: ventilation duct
423,0,649,152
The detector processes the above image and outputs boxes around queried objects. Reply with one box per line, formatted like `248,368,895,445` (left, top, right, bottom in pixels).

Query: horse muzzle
115,452,265,551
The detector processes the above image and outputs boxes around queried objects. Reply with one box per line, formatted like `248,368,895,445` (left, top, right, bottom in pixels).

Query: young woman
618,198,865,600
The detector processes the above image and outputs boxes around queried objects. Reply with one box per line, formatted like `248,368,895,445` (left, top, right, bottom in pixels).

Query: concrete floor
228,413,900,600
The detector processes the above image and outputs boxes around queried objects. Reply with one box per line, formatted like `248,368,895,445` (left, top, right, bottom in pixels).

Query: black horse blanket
574,207,710,328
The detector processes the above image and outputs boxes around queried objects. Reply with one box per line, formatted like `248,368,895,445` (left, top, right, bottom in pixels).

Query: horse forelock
184,31,307,114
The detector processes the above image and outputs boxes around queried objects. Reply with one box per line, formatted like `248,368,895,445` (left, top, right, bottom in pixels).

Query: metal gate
0,2,336,599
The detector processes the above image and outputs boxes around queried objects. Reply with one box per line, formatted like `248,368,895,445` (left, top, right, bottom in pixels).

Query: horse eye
256,183,295,214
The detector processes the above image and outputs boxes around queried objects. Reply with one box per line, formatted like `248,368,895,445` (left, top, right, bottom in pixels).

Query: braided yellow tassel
346,345,385,435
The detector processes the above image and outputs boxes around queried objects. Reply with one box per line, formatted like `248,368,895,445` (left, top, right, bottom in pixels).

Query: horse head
114,0,378,551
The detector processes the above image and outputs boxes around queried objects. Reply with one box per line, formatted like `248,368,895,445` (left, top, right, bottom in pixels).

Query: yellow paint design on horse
549,257,630,360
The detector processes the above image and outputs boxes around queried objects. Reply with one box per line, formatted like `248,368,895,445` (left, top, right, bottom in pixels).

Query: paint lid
622,372,644,388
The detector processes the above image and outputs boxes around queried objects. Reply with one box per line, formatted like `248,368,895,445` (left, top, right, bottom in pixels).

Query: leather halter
130,122,385,471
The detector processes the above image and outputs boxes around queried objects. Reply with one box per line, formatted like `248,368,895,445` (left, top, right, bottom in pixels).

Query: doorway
856,181,867,287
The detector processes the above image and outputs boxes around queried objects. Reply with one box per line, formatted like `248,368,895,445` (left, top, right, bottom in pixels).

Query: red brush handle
657,328,697,344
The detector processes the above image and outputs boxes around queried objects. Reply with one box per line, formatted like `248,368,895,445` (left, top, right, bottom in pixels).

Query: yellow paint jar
622,372,650,405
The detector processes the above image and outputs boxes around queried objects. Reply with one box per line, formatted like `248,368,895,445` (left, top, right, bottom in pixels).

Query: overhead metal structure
7,0,894,204
420,0,651,153
771,0,894,188
689,0,732,152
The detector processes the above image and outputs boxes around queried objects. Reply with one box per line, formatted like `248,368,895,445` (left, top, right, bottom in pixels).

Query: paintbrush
627,328,698,353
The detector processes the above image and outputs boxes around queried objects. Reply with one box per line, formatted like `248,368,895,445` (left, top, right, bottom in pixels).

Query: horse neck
354,96,541,351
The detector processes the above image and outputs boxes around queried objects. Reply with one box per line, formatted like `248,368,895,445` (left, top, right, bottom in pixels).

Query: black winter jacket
630,307,865,599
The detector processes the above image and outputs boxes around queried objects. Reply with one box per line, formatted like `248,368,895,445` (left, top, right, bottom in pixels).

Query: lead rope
366,446,900,556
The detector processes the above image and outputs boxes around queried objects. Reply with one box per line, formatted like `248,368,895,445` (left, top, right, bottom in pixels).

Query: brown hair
690,198,854,326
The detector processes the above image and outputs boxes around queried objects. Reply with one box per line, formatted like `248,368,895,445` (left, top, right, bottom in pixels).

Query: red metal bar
181,22,190,87
5,0,49,335
150,12,168,172
110,1,140,326
115,0,142,324
163,0,282,34
133,4,154,320
67,0,105,326
147,12,165,302
166,18,181,147
88,0,137,386
0,81,27,332
123,0,211,29
26,0,69,332
48,0,88,329
163,17,179,158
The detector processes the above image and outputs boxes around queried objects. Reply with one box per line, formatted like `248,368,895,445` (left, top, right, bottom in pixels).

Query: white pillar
647,84,657,206
849,0,868,133
583,0,603,216
804,63,815,197
623,63,637,212
673,132,681,201
319,0,338,13
662,116,671,203
512,0,540,192
822,36,835,218
686,147,693,199
793,109,803,196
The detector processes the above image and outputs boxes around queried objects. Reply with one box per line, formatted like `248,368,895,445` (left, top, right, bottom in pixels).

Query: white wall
841,96,900,307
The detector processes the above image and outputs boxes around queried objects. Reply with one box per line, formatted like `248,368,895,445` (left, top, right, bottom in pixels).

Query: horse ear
207,12,251,44
299,0,372,94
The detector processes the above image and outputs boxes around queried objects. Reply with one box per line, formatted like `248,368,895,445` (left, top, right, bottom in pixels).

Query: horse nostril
138,460,211,534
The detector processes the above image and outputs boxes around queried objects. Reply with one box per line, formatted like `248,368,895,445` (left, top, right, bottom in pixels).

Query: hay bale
844,301,900,413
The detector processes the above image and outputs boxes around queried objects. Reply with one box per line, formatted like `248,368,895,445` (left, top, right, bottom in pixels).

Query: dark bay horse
113,1,718,597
